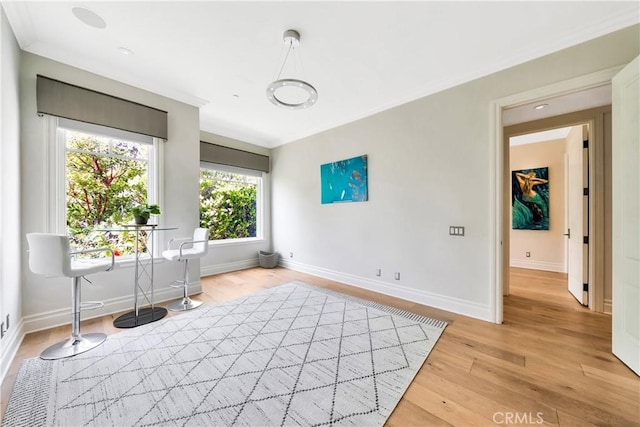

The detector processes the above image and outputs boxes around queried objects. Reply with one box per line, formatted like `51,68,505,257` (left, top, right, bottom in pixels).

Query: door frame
490,66,621,323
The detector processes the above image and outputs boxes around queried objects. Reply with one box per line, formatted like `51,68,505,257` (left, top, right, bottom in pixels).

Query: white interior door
612,56,640,375
567,126,587,304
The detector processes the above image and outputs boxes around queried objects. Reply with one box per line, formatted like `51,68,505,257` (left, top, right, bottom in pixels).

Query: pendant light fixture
266,29,318,110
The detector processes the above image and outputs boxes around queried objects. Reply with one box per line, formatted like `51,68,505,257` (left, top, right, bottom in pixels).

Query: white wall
199,131,272,274
510,138,567,272
20,52,201,332
0,4,23,382
271,25,639,322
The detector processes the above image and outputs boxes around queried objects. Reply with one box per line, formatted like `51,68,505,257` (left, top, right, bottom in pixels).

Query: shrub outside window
199,167,261,241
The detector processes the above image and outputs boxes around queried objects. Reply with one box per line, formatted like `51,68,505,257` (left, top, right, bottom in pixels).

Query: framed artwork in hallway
512,167,549,230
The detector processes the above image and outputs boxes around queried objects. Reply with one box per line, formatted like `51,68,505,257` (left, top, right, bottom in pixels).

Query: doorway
501,106,612,316
507,123,592,307
490,66,621,324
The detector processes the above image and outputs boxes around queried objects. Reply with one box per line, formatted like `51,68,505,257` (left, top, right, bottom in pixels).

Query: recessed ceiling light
534,103,549,110
118,47,133,55
72,7,107,29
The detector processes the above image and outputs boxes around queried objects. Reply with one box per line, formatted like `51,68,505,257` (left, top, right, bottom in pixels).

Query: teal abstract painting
321,155,368,204
512,167,549,230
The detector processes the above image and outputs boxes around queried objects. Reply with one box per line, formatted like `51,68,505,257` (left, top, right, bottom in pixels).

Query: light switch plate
449,226,465,236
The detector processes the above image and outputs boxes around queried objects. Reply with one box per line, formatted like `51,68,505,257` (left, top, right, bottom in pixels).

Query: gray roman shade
36,75,168,140
200,142,270,173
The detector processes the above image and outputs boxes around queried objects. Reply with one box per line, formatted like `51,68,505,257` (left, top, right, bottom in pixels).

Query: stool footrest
81,301,104,311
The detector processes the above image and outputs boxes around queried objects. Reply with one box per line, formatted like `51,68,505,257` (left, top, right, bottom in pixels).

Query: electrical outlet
375,268,381,277
289,252,293,258
394,272,400,280
526,252,531,258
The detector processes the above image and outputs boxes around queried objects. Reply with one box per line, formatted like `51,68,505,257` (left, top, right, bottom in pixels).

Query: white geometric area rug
3,281,447,427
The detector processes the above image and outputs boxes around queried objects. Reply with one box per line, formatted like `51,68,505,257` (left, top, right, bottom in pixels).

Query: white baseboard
604,298,612,314
0,318,25,385
510,259,566,273
23,282,202,334
279,259,492,322
200,259,259,277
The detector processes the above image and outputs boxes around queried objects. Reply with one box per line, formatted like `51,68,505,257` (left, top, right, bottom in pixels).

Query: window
199,164,263,241
53,118,160,257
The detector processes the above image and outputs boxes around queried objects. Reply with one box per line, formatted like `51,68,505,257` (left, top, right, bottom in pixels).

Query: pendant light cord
276,41,294,80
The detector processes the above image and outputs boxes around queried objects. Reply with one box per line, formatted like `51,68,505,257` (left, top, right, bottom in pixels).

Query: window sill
207,237,266,248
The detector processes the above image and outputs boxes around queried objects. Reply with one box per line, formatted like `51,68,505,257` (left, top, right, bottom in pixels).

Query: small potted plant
131,204,161,225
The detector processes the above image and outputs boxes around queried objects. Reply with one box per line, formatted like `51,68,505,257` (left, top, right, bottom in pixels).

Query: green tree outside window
199,170,258,240
65,132,150,256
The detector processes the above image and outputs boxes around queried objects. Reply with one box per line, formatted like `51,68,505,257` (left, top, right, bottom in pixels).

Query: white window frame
47,116,164,259
199,162,265,246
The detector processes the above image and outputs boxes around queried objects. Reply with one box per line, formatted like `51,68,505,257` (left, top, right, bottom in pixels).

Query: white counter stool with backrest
26,233,115,360
162,227,209,311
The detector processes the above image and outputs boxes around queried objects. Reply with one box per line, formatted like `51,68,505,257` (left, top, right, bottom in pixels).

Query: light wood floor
1,267,638,426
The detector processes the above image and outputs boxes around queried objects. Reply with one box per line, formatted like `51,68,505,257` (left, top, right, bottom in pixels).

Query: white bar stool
162,228,209,311
26,233,115,360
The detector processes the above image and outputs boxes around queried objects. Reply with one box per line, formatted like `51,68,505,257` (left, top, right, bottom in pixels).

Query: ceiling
509,127,573,147
2,2,638,148
502,85,612,126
